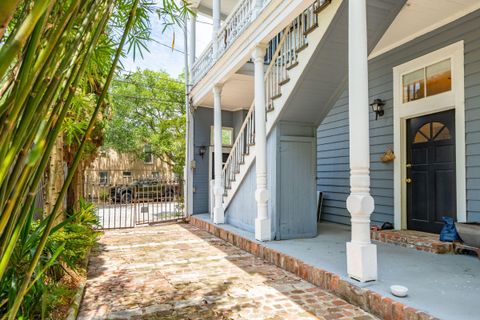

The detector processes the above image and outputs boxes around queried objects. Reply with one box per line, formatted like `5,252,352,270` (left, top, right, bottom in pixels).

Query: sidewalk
78,222,377,319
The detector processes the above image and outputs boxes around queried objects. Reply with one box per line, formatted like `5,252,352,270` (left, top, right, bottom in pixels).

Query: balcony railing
191,0,267,85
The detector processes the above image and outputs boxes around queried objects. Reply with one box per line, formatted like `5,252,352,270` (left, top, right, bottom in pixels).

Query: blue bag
439,216,460,242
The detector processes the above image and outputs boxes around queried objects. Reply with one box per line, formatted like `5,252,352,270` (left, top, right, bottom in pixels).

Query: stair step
297,43,308,53
271,93,282,100
286,61,299,70
304,23,318,36
314,0,331,14
279,78,290,86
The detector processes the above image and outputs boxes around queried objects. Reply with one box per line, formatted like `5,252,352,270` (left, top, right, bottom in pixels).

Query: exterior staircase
221,0,405,210
222,0,335,208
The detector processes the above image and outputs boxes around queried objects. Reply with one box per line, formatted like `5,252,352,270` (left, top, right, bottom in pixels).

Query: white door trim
392,41,466,230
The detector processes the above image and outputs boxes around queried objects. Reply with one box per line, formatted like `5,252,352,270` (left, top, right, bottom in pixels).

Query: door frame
392,41,466,230
207,145,231,215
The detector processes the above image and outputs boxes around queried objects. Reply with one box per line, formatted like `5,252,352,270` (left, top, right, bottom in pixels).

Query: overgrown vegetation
0,199,100,319
0,1,190,318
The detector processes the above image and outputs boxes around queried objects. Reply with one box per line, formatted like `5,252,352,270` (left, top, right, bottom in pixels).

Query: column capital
213,83,223,95
251,44,268,62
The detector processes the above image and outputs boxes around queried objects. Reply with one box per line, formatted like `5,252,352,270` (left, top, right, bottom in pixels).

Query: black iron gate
84,170,184,229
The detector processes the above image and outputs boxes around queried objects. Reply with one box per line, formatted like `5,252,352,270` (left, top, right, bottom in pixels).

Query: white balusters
221,0,331,202
191,44,214,85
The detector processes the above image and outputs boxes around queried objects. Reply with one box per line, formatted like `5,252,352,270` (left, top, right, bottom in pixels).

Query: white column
188,9,197,78
213,84,224,224
212,0,221,57
346,0,377,282
184,14,193,217
252,44,271,241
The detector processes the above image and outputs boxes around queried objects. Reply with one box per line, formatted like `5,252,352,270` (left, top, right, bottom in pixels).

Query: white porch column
213,84,225,224
346,0,377,282
212,0,221,57
252,44,271,241
188,9,196,76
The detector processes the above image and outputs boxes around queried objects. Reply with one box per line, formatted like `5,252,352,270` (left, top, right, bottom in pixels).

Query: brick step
370,229,453,254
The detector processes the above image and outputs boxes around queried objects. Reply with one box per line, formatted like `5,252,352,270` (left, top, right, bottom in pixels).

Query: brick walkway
78,223,377,320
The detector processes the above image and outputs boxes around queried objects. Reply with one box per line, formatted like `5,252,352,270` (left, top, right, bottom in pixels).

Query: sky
121,9,213,79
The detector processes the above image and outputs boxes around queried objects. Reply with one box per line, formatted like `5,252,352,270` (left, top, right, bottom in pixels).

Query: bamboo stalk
0,0,54,81
0,0,21,40
6,0,132,316
0,0,106,266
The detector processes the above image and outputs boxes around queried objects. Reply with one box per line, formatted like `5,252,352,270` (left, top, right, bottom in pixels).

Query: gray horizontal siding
192,107,237,214
317,9,480,225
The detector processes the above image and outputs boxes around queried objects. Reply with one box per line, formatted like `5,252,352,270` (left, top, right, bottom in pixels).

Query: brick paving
78,222,377,320
370,229,453,254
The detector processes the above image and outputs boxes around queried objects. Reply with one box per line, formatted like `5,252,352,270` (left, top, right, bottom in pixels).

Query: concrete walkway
78,223,377,320
194,214,480,320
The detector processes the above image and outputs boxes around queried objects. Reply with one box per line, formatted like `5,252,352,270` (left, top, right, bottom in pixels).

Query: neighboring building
185,0,480,285
85,147,172,198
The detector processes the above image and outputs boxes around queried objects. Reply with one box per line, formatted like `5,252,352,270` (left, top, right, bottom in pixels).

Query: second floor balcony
189,0,329,89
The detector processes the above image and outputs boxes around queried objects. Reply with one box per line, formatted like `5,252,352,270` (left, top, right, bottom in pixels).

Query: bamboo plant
0,0,191,318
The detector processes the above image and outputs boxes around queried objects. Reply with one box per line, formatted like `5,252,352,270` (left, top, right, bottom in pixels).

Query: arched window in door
413,121,452,144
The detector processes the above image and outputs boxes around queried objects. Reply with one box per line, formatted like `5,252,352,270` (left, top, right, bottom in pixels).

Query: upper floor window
144,144,153,164
99,171,108,185
210,127,234,147
123,171,132,181
402,59,451,103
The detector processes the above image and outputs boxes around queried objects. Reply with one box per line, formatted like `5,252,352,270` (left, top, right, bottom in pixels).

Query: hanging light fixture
370,98,385,120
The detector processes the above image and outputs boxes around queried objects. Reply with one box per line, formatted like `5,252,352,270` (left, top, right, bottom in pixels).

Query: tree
105,69,186,176
0,1,191,318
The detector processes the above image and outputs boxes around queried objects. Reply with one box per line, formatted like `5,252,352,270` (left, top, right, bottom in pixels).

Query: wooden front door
406,110,456,233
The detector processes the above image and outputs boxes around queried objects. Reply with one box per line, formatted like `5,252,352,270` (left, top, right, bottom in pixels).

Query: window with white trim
402,59,452,103
210,126,234,147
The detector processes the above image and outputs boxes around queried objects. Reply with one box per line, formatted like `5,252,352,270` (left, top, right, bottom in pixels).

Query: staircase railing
221,0,331,199
221,28,289,194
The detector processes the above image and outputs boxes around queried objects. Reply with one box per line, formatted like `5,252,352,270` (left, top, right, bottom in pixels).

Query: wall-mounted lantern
370,98,385,120
198,146,207,159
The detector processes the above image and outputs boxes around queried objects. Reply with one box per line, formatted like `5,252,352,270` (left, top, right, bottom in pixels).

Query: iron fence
84,170,184,229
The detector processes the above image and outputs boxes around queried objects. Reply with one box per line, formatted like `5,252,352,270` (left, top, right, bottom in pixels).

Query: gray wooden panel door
278,137,317,239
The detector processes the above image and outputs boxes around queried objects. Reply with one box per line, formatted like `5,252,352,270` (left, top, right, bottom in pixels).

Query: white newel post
213,84,225,224
212,0,221,57
252,45,271,241
346,0,377,282
188,9,196,75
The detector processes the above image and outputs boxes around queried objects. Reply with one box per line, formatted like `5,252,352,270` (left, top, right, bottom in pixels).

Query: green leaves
0,0,188,318
105,69,186,175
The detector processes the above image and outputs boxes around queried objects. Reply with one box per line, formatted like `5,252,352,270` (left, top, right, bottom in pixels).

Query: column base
255,218,272,241
346,241,377,282
213,206,224,224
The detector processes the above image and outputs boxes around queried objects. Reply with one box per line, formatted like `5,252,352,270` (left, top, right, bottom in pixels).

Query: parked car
110,179,180,203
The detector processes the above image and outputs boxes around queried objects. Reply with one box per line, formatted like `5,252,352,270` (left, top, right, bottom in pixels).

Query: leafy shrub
0,198,100,319
99,190,109,203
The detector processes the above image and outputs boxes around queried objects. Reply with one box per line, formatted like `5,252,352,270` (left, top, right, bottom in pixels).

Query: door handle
405,178,412,184
406,163,412,168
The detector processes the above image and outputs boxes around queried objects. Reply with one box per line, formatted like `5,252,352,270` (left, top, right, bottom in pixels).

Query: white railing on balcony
191,0,268,86
216,0,255,59
191,42,214,85
221,0,331,200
